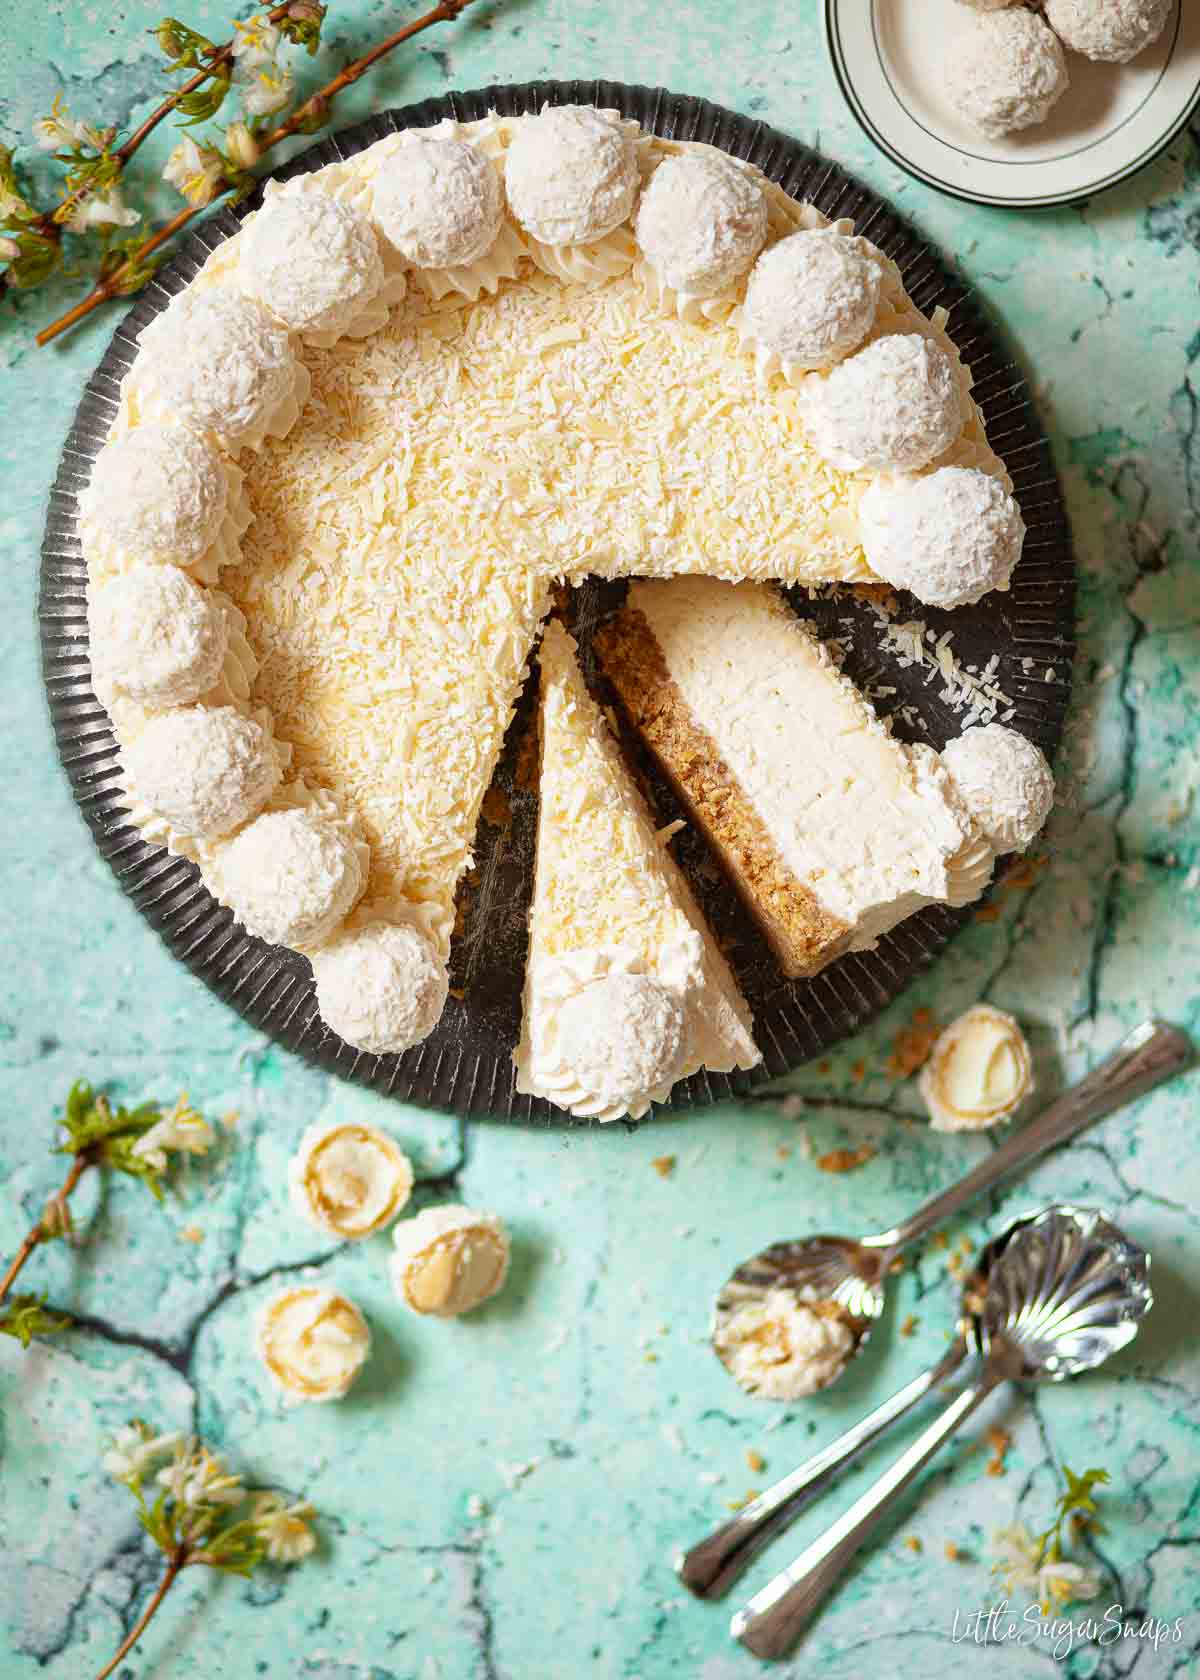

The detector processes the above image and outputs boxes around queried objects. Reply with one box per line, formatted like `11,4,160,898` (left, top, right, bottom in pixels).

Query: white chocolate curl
288,1120,413,1239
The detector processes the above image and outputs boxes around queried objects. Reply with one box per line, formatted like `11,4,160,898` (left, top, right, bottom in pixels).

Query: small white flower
224,120,259,171
241,64,294,119
65,187,139,233
0,236,20,262
990,1523,1101,1612
0,177,25,219
231,15,282,71
131,1094,215,1173
32,96,79,152
158,1444,244,1510
102,1424,184,1483
162,138,226,210
250,1491,318,1563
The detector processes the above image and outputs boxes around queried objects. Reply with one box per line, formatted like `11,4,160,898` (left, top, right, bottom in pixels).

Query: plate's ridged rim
38,79,1075,1124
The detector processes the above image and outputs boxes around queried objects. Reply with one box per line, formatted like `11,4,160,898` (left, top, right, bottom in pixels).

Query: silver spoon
712,1019,1187,1396
679,1235,994,1598
731,1203,1152,1660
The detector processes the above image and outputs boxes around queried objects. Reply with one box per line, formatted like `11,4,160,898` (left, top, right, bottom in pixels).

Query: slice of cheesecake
515,619,759,1120
594,577,994,979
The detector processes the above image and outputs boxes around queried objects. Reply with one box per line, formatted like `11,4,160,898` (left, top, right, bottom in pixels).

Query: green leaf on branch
280,3,327,55
2,229,61,290
154,18,216,68
58,1081,159,1152
175,74,231,128
0,1294,72,1347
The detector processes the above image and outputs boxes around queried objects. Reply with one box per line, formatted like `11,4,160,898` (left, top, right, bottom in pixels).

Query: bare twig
92,1548,187,1680
0,1151,89,1306
35,0,480,347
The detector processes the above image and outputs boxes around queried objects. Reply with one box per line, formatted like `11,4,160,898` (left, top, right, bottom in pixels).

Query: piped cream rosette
288,1119,413,1239
389,1205,511,1317
920,1004,1034,1132
256,1285,371,1403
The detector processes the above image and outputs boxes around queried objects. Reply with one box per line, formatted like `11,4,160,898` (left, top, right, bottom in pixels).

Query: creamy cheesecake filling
597,578,994,976
515,620,759,1119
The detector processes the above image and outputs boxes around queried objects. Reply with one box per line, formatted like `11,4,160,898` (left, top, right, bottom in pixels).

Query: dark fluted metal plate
39,80,1075,1123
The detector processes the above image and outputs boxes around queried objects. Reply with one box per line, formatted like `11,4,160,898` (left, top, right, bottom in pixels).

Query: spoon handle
731,1367,1006,1660
872,1019,1191,1255
677,1339,968,1600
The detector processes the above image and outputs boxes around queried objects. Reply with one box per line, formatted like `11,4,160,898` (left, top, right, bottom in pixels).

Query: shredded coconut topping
947,9,1070,139
90,565,229,708
133,289,306,448
1043,0,1171,63
635,151,768,300
556,970,686,1111
123,705,281,838
370,132,503,270
742,230,884,372
941,724,1055,855
311,920,448,1054
239,186,384,337
504,105,638,247
802,334,967,473
858,467,1025,608
80,423,229,565
216,806,365,948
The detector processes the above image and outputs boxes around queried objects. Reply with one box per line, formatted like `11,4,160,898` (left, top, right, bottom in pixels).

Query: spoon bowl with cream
712,1018,1188,1404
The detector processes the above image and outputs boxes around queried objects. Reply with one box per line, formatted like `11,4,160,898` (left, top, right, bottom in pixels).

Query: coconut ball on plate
741,229,885,373
858,467,1025,609
941,724,1055,854
79,423,233,569
370,132,503,270
505,104,639,247
134,289,307,450
1043,0,1172,63
239,188,384,337
555,971,686,1114
89,565,229,708
947,9,1070,139
635,151,768,298
124,705,281,839
217,806,366,949
802,334,967,473
311,920,449,1054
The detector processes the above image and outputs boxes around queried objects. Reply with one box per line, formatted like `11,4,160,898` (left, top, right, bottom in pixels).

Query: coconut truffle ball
556,972,686,1111
312,921,449,1054
256,1286,370,1403
219,807,365,948
80,424,230,567
505,105,639,247
136,290,302,448
742,230,885,373
124,706,280,838
370,133,503,270
239,190,384,336
390,1205,511,1317
941,724,1055,854
803,335,966,473
1043,0,1171,62
90,566,229,708
947,10,1070,139
635,151,768,298
858,467,1025,608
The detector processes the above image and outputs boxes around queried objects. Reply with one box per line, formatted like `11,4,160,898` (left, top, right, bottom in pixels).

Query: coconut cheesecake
79,102,1035,1067
514,620,759,1118
595,578,1000,978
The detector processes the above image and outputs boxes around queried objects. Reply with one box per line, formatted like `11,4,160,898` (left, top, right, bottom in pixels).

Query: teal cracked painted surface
2,3,1199,1677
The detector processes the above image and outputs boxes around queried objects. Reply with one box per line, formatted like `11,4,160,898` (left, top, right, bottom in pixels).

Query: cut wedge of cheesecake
515,619,760,1120
594,577,995,979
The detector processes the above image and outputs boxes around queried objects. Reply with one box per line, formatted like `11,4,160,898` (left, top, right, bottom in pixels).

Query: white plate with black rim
827,0,1200,208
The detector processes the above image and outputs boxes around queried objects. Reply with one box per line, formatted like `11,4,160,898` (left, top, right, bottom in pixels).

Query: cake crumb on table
904,1535,923,1554
900,1314,918,1338
651,1154,676,1178
746,1449,766,1473
884,1008,941,1078
986,1427,1012,1476
816,1144,876,1173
